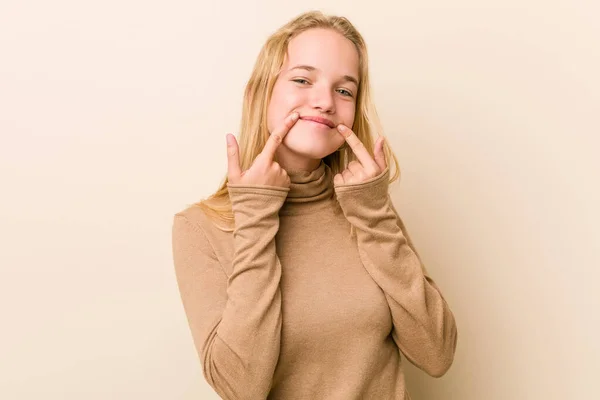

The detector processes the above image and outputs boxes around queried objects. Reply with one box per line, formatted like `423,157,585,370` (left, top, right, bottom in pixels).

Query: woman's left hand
333,124,387,186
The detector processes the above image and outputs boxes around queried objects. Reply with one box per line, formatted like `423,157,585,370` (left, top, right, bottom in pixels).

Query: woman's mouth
299,115,336,129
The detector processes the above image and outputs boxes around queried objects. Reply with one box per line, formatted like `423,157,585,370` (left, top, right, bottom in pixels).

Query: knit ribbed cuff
334,166,391,213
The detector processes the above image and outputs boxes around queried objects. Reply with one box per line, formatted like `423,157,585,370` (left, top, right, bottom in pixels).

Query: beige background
1,0,598,399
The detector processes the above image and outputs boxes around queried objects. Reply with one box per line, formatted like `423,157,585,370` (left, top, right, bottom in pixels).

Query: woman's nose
310,86,335,113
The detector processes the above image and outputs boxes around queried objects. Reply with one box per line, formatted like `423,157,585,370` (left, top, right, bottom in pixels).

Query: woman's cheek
285,89,304,109
342,105,356,129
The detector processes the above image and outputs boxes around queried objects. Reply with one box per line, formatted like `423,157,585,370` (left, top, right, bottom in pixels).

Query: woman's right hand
226,112,299,188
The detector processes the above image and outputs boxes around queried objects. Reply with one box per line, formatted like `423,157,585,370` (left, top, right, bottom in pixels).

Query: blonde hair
192,10,401,231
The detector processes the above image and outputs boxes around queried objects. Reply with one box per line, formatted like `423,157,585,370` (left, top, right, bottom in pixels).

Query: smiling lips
299,115,336,129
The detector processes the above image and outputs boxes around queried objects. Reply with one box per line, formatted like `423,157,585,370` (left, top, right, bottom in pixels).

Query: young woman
172,10,458,400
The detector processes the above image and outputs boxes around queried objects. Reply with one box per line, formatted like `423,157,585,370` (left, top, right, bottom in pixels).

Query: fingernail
291,112,299,121
337,124,346,132
226,134,233,145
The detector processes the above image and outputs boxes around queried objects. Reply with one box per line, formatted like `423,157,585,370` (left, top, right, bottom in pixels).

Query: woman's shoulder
174,204,234,237
172,204,234,265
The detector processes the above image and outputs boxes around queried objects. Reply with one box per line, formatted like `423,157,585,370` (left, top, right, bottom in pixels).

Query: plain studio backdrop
1,0,598,399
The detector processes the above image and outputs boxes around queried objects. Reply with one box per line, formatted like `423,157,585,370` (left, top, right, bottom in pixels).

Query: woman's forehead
283,29,359,77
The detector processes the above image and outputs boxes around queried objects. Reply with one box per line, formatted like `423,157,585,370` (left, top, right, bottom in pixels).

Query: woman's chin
283,130,339,155
284,144,338,159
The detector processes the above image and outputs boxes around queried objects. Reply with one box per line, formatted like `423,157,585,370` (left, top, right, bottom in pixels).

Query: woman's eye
292,79,352,98
337,89,353,97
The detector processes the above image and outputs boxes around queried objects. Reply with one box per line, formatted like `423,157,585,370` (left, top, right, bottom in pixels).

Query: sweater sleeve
334,167,458,377
171,183,289,399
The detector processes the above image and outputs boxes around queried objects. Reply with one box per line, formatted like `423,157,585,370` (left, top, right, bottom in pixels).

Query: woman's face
267,28,360,170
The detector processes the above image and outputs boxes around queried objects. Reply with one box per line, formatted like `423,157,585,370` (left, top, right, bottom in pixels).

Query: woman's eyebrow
288,64,359,87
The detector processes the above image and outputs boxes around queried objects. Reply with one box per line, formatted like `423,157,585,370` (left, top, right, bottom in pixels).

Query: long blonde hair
193,10,401,230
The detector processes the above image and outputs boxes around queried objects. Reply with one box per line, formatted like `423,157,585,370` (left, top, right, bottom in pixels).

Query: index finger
261,112,299,160
337,124,378,168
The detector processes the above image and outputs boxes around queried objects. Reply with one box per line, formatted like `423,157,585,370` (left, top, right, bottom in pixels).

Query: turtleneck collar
279,159,336,215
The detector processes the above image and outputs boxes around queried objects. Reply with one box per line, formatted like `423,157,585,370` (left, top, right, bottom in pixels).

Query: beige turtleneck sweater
171,160,458,400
